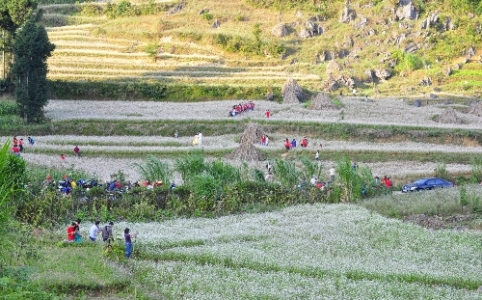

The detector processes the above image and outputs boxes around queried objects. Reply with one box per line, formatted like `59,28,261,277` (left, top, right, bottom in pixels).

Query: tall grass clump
470,155,482,183
132,155,172,184
174,154,206,184
272,159,300,188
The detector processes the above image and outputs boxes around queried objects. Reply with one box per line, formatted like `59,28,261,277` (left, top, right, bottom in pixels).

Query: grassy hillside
39,0,482,101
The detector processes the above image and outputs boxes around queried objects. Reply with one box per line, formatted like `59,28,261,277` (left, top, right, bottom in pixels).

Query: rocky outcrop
375,69,391,80
404,42,418,53
271,23,289,38
340,1,356,23
395,0,418,21
421,11,439,29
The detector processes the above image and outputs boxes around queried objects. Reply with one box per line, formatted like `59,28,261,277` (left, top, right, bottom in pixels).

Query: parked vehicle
401,177,453,193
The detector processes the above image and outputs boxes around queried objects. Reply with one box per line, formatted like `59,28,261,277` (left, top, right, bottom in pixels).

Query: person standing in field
19,138,24,152
265,109,271,118
74,218,82,242
124,228,137,259
265,135,269,146
60,154,66,161
198,131,203,146
192,133,199,146
315,150,319,161
329,166,336,184
74,145,80,157
101,222,114,243
66,222,76,242
89,220,101,242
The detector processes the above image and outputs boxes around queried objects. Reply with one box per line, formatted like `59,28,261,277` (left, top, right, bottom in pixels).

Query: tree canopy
12,17,55,123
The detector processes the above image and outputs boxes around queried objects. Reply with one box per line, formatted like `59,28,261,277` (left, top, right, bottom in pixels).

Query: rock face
340,1,356,23
282,78,304,104
421,11,439,29
272,23,289,38
375,69,391,80
395,0,418,20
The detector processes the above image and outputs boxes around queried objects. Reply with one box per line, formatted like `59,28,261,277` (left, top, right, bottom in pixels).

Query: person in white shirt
310,175,317,186
329,167,336,184
89,220,100,242
198,131,203,146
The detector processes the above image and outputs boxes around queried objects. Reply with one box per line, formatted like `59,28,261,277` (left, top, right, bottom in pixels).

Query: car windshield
412,179,427,185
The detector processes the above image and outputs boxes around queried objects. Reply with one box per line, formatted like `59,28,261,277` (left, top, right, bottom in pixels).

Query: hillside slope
40,0,482,100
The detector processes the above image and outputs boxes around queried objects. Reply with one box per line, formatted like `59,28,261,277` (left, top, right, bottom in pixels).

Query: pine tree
12,17,54,123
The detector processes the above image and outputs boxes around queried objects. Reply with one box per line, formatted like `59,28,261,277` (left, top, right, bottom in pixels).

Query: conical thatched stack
467,102,482,117
434,108,462,124
309,92,338,110
227,123,266,161
282,78,304,104
238,123,264,144
225,143,265,161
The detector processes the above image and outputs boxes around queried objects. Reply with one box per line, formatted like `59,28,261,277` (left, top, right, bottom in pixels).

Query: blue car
402,177,453,193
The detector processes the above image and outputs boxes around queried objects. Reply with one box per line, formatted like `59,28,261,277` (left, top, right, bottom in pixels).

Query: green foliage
144,42,158,58
470,155,482,183
391,50,424,74
272,159,300,188
336,157,364,202
434,163,450,181
132,155,172,184
175,154,206,185
0,100,18,116
12,17,55,123
244,0,316,10
48,79,167,101
201,12,213,22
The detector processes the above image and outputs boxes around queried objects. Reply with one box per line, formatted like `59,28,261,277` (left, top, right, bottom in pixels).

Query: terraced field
4,97,481,184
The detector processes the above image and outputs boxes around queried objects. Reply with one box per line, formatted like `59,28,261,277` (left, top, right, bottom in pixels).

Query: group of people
283,137,309,150
60,145,81,162
259,135,269,146
10,136,34,156
67,220,136,259
229,101,255,117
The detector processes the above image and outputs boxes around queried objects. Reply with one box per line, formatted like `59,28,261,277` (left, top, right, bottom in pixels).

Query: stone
414,99,421,107
299,28,311,39
395,0,418,21
375,69,391,80
271,23,289,38
404,42,418,53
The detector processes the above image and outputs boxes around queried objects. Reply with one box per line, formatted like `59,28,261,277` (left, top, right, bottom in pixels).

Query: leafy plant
132,155,172,184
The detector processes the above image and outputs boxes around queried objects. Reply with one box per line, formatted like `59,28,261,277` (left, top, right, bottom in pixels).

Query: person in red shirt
67,222,76,242
265,109,271,118
284,138,291,150
60,154,66,161
74,146,80,157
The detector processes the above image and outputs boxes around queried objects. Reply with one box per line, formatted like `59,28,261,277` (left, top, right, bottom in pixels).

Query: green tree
12,16,55,123
0,0,37,80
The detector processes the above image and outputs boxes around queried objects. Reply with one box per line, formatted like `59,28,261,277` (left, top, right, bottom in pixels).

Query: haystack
226,143,265,161
282,78,304,104
434,108,462,124
467,102,482,117
309,92,338,110
238,123,264,144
